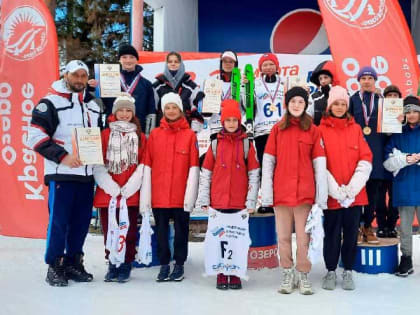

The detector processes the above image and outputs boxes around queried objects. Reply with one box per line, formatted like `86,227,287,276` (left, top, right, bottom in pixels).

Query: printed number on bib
221,241,233,259
263,103,281,118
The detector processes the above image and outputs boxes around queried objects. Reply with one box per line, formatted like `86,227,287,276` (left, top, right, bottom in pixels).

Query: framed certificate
377,98,403,133
94,64,121,98
72,127,104,165
202,78,223,114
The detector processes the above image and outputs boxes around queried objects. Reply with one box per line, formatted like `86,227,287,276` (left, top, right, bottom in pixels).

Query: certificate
286,75,306,90
377,98,403,133
94,64,121,98
202,78,223,114
72,127,104,165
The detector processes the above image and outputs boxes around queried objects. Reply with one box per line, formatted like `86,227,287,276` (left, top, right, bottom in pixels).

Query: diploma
94,64,121,98
72,127,104,165
377,98,403,133
202,78,223,114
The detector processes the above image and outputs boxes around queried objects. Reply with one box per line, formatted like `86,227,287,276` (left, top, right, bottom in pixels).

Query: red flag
0,0,59,238
318,0,420,97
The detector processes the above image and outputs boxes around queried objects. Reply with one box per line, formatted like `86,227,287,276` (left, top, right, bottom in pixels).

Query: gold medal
269,103,277,112
363,126,372,135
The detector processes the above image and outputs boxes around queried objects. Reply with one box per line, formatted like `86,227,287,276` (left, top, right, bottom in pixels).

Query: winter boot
362,226,379,244
395,255,414,277
278,268,295,294
388,228,398,238
104,263,118,282
156,264,170,282
117,263,132,283
376,227,388,238
65,254,93,282
216,273,228,290
322,271,337,290
228,275,242,290
258,206,274,214
296,271,314,295
169,264,184,281
342,270,355,290
46,257,68,287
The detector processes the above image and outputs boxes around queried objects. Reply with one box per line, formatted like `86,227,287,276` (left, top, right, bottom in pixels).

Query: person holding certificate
89,44,156,135
349,66,389,244
384,95,420,277
93,93,147,283
28,60,101,287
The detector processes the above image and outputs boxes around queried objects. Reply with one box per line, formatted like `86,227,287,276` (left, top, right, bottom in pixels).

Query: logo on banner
2,6,48,61
323,0,387,29
270,9,329,55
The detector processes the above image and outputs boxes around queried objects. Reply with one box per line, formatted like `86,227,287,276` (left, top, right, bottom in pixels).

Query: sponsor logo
323,0,387,29
2,6,48,61
211,226,225,237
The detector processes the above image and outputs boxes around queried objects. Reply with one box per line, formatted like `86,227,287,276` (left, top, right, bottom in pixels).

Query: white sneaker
342,270,355,290
322,271,337,290
296,271,314,295
278,268,295,294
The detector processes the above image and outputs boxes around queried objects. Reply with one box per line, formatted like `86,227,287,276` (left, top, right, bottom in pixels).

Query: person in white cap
28,60,101,287
141,92,199,282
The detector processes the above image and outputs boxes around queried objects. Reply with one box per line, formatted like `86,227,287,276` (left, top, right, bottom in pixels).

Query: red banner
318,0,420,97
0,0,59,238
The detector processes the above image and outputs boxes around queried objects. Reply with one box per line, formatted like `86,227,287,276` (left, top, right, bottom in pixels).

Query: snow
1,234,420,315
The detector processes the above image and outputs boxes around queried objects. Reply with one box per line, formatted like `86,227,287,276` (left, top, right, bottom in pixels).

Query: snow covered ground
1,234,419,315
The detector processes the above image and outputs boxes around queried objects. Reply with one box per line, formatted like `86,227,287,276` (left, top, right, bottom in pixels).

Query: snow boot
342,270,355,290
322,271,336,290
104,263,118,282
216,273,228,290
362,226,379,244
228,275,242,290
395,255,414,277
388,228,398,238
169,264,184,281
296,271,314,295
65,254,93,282
278,268,295,294
117,263,132,283
46,257,68,287
376,227,388,238
156,264,170,282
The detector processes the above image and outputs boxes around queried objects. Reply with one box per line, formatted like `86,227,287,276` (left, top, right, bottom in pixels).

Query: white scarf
106,121,138,174
106,197,129,267
305,204,325,264
136,211,154,266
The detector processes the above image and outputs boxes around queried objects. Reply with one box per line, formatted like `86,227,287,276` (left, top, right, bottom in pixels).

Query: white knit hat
112,92,136,114
161,92,183,112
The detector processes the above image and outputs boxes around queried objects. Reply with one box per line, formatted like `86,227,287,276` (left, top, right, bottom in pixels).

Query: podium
352,238,399,274
247,213,279,269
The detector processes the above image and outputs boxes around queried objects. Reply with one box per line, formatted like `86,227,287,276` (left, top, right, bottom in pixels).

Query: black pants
376,180,399,230
152,208,190,265
323,206,362,271
362,179,387,228
254,134,269,166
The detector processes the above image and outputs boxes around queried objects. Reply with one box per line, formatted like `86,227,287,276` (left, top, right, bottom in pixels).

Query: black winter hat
118,44,139,60
403,95,420,107
285,86,309,109
383,85,402,98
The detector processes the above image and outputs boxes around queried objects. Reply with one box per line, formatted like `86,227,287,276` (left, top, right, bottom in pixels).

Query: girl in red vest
197,99,260,290
318,86,372,291
141,92,199,282
93,93,147,283
261,86,328,295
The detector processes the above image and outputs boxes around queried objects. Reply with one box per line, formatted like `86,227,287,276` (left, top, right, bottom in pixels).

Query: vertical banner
318,0,420,97
0,0,59,238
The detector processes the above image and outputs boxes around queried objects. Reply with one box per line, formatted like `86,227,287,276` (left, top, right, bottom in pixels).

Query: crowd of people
28,44,420,295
